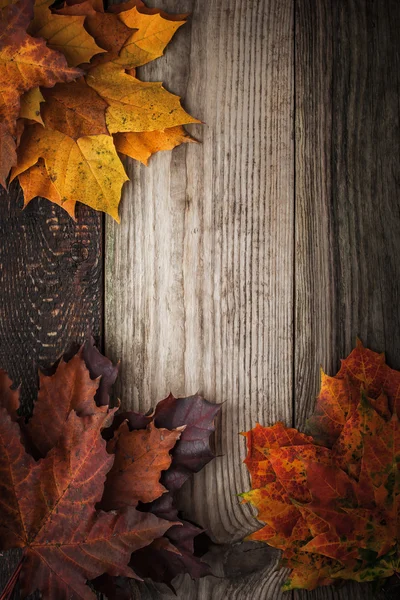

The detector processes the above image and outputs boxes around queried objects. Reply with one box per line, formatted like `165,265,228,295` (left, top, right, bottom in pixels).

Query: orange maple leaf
241,341,400,591
0,0,81,185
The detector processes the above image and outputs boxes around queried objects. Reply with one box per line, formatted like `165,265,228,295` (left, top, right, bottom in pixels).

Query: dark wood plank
0,182,103,597
295,0,400,598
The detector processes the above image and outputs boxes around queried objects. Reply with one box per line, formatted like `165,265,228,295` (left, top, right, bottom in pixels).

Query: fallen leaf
86,62,199,134
17,159,73,215
0,0,81,184
41,80,108,138
116,5,186,68
0,123,17,187
0,408,172,599
12,123,128,220
114,126,194,165
26,348,102,457
19,87,44,124
0,343,219,598
101,421,184,509
3,0,199,217
99,393,221,591
241,342,400,591
29,0,104,66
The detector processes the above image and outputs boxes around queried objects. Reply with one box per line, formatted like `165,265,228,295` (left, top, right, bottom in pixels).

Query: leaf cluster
0,340,220,599
242,340,400,591
0,0,198,219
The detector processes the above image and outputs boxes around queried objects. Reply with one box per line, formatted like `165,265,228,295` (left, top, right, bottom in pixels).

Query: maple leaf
2,0,199,219
12,123,129,221
0,0,81,184
29,0,104,67
99,393,221,591
101,421,185,510
0,408,172,599
0,343,220,598
113,126,194,166
241,342,400,591
19,87,44,125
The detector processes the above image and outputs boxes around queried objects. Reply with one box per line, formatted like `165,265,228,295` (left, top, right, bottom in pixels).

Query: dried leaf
29,0,104,66
101,421,184,509
17,159,71,214
41,80,108,138
114,126,194,165
242,342,400,591
86,62,199,134
12,123,128,220
19,87,44,124
3,0,198,217
0,343,218,598
0,0,81,184
116,6,186,68
0,408,172,599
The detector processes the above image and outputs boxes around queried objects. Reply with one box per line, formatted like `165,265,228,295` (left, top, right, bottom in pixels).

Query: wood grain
294,1,400,599
105,0,294,597
0,184,103,413
0,184,103,598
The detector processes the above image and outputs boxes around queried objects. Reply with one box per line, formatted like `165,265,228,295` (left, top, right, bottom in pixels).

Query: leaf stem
0,554,24,600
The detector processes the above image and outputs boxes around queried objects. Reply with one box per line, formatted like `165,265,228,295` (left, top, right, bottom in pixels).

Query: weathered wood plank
294,1,400,599
105,0,294,597
0,185,103,597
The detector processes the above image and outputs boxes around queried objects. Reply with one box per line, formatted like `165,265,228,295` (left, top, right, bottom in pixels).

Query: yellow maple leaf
19,87,44,124
113,126,195,165
12,124,128,220
87,62,199,134
29,0,104,66
3,0,199,218
116,6,185,68
17,158,77,216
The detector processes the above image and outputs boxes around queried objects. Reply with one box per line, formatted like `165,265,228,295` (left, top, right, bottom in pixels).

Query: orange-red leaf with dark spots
241,342,400,591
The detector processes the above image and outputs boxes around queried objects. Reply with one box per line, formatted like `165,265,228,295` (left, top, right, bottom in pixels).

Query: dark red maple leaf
0,342,220,598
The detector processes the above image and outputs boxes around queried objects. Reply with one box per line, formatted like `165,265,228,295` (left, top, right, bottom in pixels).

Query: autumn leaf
86,62,198,134
19,87,44,124
29,0,104,66
113,126,194,166
12,123,129,221
1,0,199,219
0,342,220,598
0,408,172,599
100,393,221,591
101,421,185,510
241,341,400,591
0,0,81,182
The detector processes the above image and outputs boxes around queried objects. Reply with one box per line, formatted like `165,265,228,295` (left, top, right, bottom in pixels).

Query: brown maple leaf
241,341,400,591
1,0,199,220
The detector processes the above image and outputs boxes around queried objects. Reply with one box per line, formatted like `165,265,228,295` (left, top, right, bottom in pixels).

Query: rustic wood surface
105,0,399,598
0,0,399,599
105,0,294,597
0,185,103,415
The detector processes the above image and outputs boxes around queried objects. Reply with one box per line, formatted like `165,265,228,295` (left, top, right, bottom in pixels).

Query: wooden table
1,1,399,598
